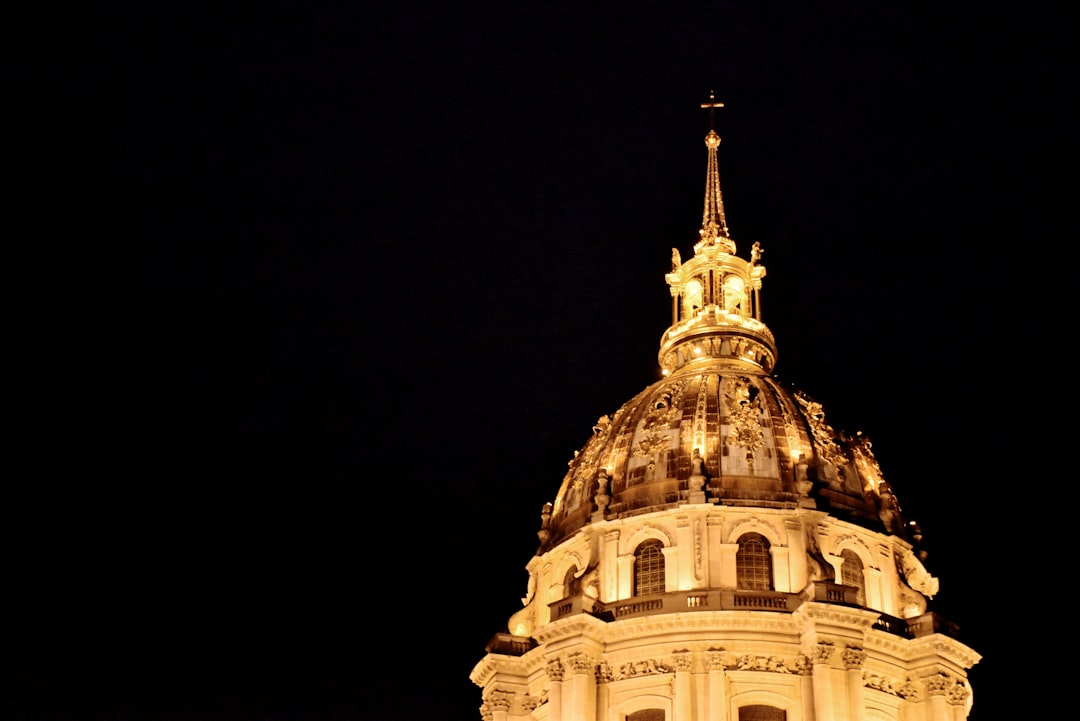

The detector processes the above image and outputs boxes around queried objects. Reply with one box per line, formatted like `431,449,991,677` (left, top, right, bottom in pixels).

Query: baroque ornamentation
671,650,693,672
723,376,765,458
568,652,598,675
793,653,813,675
796,393,847,469
596,661,614,683
863,672,898,695
729,655,794,673
947,682,970,705
643,384,682,432
924,673,951,696
634,432,672,459
850,431,883,492
485,690,513,712
897,678,920,700
812,642,835,665
704,649,726,671
616,658,672,679
545,658,565,681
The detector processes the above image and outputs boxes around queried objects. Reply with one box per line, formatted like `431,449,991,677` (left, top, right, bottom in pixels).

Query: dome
535,125,915,552
539,125,920,555
474,102,978,721
543,371,908,550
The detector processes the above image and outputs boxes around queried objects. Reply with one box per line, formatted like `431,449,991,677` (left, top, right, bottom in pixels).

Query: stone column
842,646,866,721
947,680,970,721
546,657,566,721
925,673,950,721
810,642,836,721
673,650,694,721
487,690,513,721
596,662,613,721
602,530,620,602
569,653,598,721
704,650,728,721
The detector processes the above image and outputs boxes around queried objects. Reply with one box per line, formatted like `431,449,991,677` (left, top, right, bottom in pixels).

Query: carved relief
568,652,598,675
863,672,899,695
596,661,614,683
796,393,848,473
793,653,813,675
805,526,829,582
842,646,866,669
723,376,765,463
485,690,513,712
896,547,939,598
521,695,542,713
811,642,835,665
616,658,672,679
671,650,693,672
643,383,683,432
693,376,709,454
924,673,951,696
897,678,920,700
545,658,565,681
632,432,673,485
729,655,794,673
851,431,883,493
704,649,726,671
947,682,970,705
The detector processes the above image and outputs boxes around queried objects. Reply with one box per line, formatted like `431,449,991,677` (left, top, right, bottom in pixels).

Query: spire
659,97,773,377
698,91,734,254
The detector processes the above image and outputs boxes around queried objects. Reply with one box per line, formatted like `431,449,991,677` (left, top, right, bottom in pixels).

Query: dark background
9,2,1068,719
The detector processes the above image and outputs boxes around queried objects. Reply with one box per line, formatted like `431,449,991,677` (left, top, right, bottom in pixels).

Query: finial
699,91,731,246
701,90,724,130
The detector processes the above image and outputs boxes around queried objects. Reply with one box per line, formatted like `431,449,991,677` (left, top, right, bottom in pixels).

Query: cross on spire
701,90,724,130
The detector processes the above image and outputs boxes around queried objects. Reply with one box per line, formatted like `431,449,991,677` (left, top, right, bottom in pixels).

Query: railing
549,589,803,623
538,590,963,644
484,632,537,656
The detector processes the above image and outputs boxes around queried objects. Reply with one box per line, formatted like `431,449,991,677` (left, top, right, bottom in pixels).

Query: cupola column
925,673,952,721
842,647,867,721
673,651,694,721
568,654,598,721
810,642,837,721
948,683,971,721
545,658,565,721
485,690,512,721
704,651,728,721
600,530,620,602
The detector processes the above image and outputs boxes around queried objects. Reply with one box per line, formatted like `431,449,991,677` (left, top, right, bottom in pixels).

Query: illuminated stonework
471,103,980,720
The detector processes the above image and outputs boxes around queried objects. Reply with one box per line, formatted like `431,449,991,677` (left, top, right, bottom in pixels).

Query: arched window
722,274,746,313
564,566,582,598
633,540,665,596
684,279,704,319
840,549,866,605
628,710,665,721
738,705,786,721
736,533,772,591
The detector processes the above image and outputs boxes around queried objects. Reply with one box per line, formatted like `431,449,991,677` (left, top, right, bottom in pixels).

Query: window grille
738,704,786,721
633,540,665,596
736,533,772,591
840,549,866,605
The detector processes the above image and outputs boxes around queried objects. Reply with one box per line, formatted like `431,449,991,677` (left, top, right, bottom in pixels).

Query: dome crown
540,104,919,553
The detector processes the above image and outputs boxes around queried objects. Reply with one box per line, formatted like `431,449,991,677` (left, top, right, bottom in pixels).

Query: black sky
8,2,1070,719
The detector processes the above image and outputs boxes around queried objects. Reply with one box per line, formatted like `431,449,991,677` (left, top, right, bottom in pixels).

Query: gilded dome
538,118,918,555
541,371,905,551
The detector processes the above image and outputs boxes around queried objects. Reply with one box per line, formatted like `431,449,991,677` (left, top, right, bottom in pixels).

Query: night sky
9,3,1068,719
